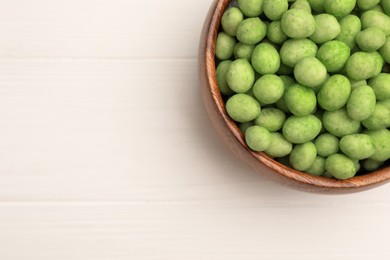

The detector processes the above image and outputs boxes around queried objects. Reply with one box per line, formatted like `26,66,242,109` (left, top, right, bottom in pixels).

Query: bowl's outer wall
198,0,390,194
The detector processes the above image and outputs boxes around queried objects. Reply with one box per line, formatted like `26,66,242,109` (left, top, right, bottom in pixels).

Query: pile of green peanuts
216,0,390,180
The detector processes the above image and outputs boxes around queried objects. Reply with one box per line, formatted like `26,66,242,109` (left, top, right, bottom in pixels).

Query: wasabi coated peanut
237,0,264,18
264,132,293,158
226,59,255,93
365,129,390,162
221,7,244,36
356,27,387,52
289,142,317,171
357,0,381,10
255,108,286,131
237,18,267,45
346,52,378,80
216,61,234,95
310,14,341,44
294,57,327,88
245,126,271,152
325,154,357,180
371,51,385,76
239,121,254,133
215,32,236,60
361,10,390,36
324,0,357,19
283,115,322,144
234,43,255,60
363,159,384,171
226,94,261,123
291,0,312,12
281,9,316,39
306,156,325,176
316,41,350,73
285,84,317,116
314,133,340,157
308,0,325,13
368,73,390,100
251,43,280,75
362,103,390,130
280,39,318,68
336,15,362,49
323,108,361,137
340,134,376,160
379,36,390,63
318,75,351,111
346,85,376,121
263,0,288,21
267,21,288,45
253,75,284,104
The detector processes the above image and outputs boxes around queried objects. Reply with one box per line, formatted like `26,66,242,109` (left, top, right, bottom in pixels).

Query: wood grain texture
0,0,389,259
198,0,390,194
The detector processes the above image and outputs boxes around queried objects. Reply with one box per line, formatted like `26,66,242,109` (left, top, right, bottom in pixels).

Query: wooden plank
0,0,212,59
0,203,390,259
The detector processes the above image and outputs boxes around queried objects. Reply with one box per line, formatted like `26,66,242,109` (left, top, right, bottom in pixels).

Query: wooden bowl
198,0,390,194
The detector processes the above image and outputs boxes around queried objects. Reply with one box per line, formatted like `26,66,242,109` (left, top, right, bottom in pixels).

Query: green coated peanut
340,134,376,160
280,39,318,68
285,83,317,116
283,115,322,144
222,7,244,36
356,27,387,52
316,40,350,73
290,142,317,171
226,59,255,93
263,0,289,21
251,43,280,75
336,15,362,49
294,57,327,88
226,94,261,123
245,126,271,152
265,132,293,158
237,18,267,45
310,14,341,44
325,154,357,180
318,75,351,111
314,133,340,157
346,85,376,121
237,0,264,17
215,32,236,60
346,52,378,80
253,75,284,104
267,21,288,45
324,0,357,19
281,9,316,39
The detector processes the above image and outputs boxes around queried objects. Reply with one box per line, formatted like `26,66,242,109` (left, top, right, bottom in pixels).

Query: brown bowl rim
199,0,390,193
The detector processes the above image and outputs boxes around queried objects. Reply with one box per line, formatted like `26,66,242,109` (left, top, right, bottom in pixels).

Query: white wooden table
0,0,389,259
